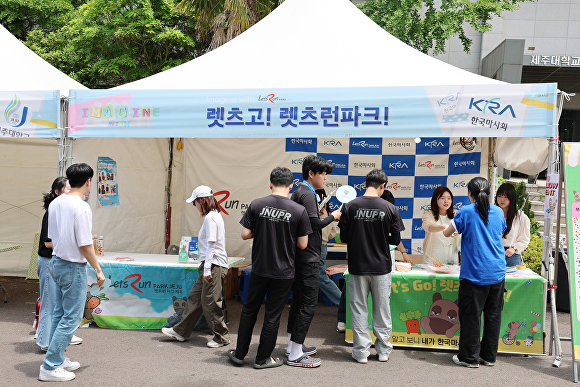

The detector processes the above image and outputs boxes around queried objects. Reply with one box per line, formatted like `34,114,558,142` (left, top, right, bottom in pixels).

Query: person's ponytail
467,177,490,225
42,177,68,210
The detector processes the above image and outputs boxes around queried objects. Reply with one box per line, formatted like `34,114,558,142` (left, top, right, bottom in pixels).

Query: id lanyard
302,180,320,203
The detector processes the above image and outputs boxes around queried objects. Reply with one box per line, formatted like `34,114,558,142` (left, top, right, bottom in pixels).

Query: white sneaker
39,365,75,382
378,353,389,362
162,327,185,342
337,322,346,333
207,339,230,348
61,358,80,371
452,355,479,368
69,335,83,345
40,346,48,352
353,355,368,364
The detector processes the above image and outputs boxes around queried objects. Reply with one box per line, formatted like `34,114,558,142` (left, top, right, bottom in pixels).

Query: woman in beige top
422,186,461,265
495,183,530,267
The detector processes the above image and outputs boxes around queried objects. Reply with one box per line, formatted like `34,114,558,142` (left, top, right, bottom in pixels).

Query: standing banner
544,173,560,220
68,84,557,138
563,142,580,367
0,91,60,138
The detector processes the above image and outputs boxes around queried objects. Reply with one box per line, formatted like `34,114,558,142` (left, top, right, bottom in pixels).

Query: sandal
286,354,321,368
227,349,244,366
284,344,317,357
253,357,284,369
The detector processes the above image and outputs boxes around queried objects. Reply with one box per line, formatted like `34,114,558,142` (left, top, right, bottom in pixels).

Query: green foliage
357,0,534,55
514,181,534,220
521,234,542,275
25,0,197,88
530,218,540,236
399,310,422,322
0,0,77,39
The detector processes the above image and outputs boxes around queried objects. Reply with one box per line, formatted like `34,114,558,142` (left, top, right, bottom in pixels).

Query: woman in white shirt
422,186,461,265
495,183,531,267
162,185,230,348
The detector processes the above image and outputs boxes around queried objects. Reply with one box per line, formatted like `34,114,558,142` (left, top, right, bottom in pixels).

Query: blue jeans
319,244,341,305
37,256,57,348
506,253,521,267
43,256,87,371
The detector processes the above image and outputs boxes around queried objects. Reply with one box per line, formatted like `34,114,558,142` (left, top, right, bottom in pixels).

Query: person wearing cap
162,185,230,348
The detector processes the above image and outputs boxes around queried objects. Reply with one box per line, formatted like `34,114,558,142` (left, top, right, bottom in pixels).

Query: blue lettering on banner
448,153,480,175
290,173,303,194
318,153,348,176
416,138,449,155
347,176,367,197
453,196,471,211
349,137,382,155
412,218,425,239
286,138,317,152
394,198,413,219
414,176,448,198
382,155,415,177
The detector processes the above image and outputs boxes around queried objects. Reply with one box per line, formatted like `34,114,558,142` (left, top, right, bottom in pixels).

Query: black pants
287,261,319,344
234,273,292,365
457,279,505,364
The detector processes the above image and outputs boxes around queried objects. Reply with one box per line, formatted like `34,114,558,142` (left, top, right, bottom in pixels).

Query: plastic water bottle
93,236,98,255
97,236,104,256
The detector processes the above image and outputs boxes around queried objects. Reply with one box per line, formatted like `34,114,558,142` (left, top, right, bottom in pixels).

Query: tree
357,0,533,56
25,0,197,88
0,0,77,40
175,0,282,51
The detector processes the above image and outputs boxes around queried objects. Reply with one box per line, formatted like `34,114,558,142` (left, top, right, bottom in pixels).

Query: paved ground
0,275,577,386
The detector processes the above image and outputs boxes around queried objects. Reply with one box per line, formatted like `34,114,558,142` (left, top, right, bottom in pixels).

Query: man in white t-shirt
39,163,105,382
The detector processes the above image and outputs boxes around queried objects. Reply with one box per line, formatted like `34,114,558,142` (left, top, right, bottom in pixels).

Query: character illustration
574,191,580,202
501,320,521,346
546,198,557,214
84,283,109,320
399,310,422,334
164,296,187,328
525,336,533,346
420,293,460,338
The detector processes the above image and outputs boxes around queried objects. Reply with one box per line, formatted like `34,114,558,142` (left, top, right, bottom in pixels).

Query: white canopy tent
0,25,88,276
116,0,503,90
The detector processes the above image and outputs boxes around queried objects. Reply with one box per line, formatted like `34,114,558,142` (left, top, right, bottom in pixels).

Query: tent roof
0,25,86,92
116,0,502,90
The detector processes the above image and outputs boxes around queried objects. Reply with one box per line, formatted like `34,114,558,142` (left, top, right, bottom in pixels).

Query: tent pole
57,97,73,176
490,138,497,202
165,138,174,251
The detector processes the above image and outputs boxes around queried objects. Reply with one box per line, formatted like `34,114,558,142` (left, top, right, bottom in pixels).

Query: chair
26,233,41,280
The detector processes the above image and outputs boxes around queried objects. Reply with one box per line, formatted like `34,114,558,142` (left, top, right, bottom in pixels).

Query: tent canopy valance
68,83,558,138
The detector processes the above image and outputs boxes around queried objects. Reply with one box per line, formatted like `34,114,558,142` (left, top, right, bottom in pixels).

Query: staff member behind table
36,177,84,351
315,188,342,308
422,186,461,265
162,185,230,348
495,183,530,267
443,177,506,368
381,190,413,264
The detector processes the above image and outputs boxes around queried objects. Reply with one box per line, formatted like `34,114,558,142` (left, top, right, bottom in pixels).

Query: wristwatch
511,246,518,254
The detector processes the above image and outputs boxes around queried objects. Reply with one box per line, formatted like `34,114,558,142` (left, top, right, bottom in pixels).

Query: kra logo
424,140,444,148
469,98,516,118
421,204,431,211
389,161,409,169
324,139,342,146
453,181,468,189
291,158,303,165
353,182,366,191
4,94,29,127
293,178,301,188
391,183,399,191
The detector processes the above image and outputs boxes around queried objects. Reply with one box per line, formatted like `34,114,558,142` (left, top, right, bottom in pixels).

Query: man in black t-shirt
227,167,312,369
338,169,404,364
286,155,341,368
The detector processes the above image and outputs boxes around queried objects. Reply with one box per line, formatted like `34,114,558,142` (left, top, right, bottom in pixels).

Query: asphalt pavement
0,276,577,386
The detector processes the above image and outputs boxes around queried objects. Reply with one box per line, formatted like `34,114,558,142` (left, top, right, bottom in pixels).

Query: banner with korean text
68,84,557,138
0,90,60,138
